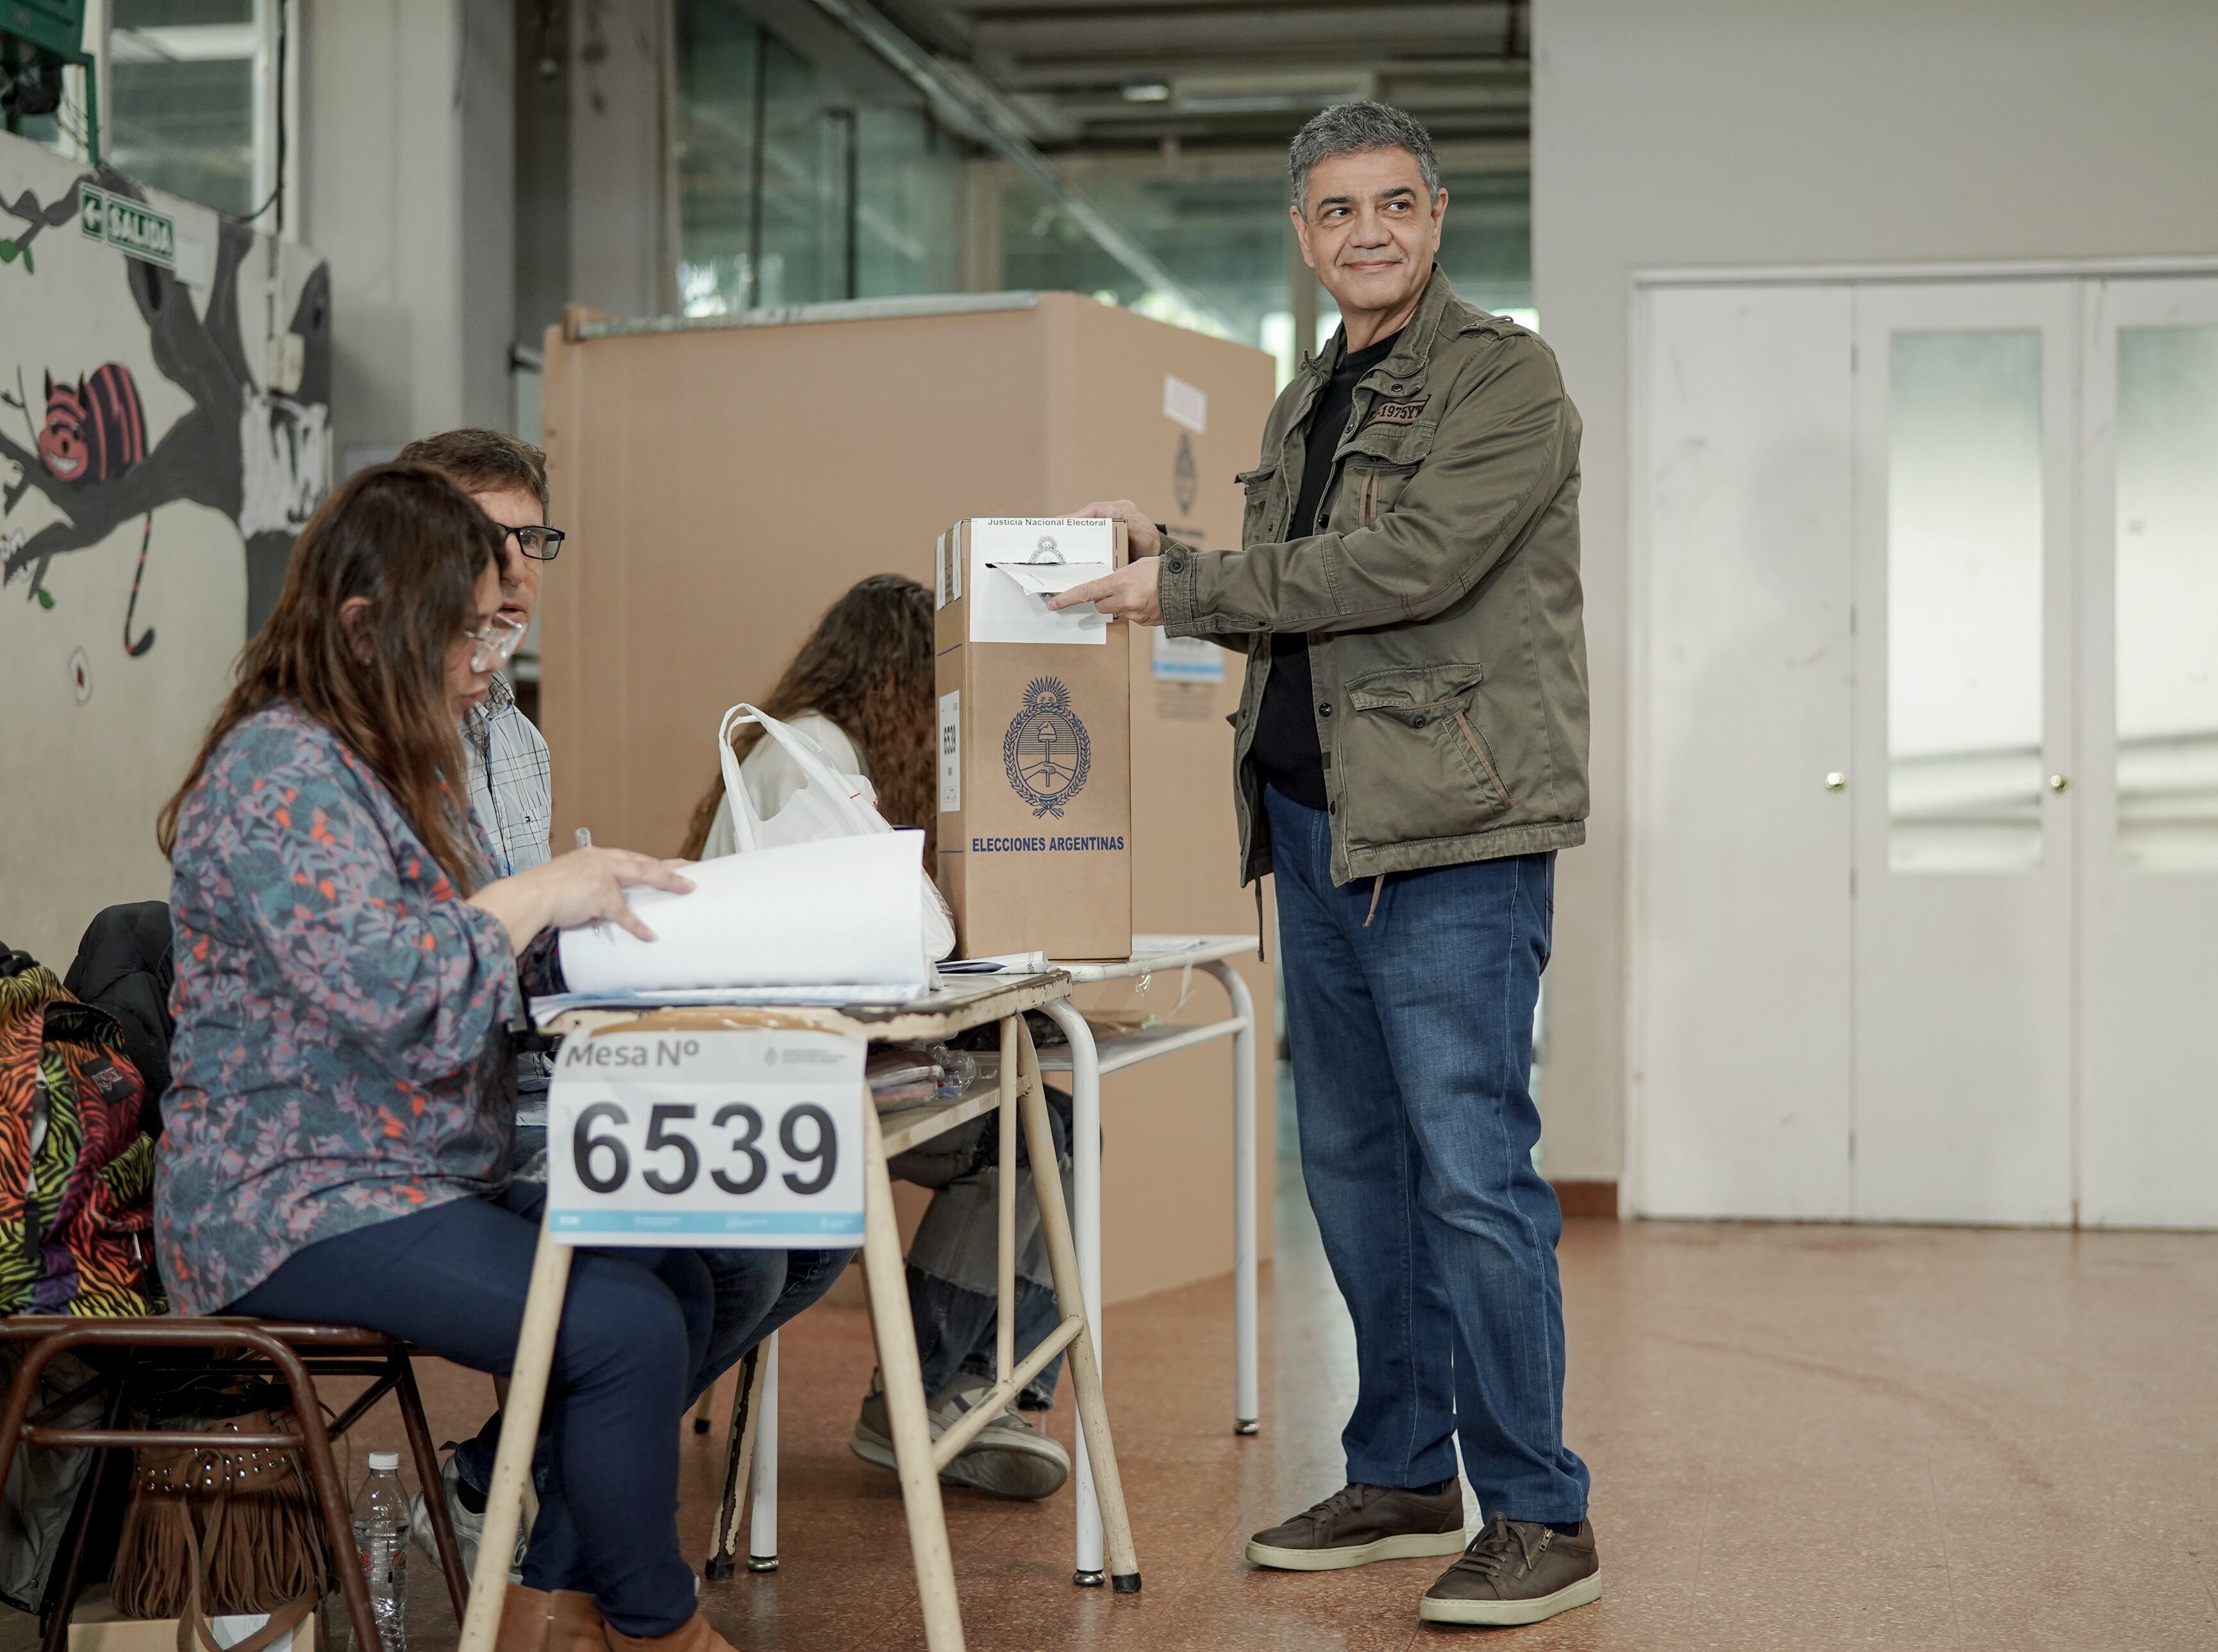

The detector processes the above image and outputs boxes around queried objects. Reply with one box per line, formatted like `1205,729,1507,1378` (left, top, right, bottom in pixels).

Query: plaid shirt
462,674,552,879
462,674,554,1122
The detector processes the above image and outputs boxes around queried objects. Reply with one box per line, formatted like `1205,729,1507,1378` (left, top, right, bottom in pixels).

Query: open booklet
552,831,931,1006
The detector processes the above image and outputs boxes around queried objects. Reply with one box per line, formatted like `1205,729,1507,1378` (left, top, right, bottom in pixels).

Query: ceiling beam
949,0,1487,12
972,4,1508,57
1039,136,1531,178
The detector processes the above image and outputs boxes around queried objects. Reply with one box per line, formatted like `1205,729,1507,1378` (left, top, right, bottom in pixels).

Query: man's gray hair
1287,99,1440,212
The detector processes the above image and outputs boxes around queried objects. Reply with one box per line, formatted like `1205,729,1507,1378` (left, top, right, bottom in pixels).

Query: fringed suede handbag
111,1405,331,1652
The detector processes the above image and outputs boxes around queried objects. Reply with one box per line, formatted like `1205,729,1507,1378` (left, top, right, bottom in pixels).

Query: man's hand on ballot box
1049,499,1162,626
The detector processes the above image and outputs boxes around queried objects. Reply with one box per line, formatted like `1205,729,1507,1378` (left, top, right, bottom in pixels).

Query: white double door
1635,273,2218,1227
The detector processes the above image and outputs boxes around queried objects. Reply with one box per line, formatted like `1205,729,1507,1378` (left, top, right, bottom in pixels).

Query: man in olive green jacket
1056,101,1598,1630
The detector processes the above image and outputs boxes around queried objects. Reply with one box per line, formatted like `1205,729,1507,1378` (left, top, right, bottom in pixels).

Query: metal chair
0,1318,470,1652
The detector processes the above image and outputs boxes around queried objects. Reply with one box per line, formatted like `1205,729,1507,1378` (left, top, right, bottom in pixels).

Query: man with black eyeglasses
394,430,849,1582
396,430,565,885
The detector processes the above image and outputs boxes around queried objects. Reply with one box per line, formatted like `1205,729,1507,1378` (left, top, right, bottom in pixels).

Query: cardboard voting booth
537,290,1280,1305
934,517,1134,960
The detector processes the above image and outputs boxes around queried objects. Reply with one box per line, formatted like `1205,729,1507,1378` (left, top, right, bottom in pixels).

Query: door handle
2048,774,2069,794
1825,772,1846,792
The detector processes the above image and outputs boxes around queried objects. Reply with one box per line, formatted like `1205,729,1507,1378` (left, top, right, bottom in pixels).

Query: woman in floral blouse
157,463,733,1652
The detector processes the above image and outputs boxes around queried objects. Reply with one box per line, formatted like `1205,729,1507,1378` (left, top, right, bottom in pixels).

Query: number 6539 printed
545,1029,867,1247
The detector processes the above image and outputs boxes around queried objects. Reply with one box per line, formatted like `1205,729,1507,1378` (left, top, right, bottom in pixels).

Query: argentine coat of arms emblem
1003,677,1091,817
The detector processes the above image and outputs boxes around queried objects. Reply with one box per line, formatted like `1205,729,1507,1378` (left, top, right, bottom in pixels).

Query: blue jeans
453,1131,851,1497
229,1182,710,1636
694,1246,853,1398
1266,785,1588,1524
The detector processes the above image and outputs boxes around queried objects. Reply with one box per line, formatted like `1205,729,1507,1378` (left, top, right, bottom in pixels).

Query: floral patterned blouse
158,703,523,1316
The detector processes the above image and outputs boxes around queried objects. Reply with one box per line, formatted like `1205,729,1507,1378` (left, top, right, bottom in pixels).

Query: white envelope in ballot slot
965,516,1119,646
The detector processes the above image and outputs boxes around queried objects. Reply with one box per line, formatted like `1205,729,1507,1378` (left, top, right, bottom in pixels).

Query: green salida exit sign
4,1,89,60
79,184,174,268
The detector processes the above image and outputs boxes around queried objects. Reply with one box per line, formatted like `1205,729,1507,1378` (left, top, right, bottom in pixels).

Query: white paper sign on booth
546,1030,866,1247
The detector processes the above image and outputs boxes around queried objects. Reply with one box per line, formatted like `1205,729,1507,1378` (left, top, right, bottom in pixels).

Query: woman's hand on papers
1072,499,1160,559
1049,556,1162,626
470,848,695,949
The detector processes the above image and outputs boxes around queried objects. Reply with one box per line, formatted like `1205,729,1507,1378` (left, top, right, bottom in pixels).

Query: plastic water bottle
351,1451,410,1652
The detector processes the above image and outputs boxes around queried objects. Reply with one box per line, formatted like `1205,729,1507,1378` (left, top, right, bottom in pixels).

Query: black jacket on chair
63,901,174,1135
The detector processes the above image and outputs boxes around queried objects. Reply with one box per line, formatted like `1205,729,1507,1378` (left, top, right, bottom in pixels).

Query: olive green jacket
1157,267,1590,887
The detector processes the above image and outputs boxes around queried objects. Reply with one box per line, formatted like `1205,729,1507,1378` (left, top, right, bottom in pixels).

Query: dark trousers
892,1083,1075,1406
1266,784,1590,1524
229,1182,710,1636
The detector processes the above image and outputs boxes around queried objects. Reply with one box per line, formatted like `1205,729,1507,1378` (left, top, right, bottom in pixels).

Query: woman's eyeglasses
466,613,529,673
504,524,565,562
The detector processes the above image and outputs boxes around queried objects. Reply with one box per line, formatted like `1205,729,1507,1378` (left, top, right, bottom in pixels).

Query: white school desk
1040,933,1262,1582
713,935,1263,1588
463,973,1140,1652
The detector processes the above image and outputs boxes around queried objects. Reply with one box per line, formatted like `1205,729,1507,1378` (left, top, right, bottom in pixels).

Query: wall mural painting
0,130,331,967
1,158,331,637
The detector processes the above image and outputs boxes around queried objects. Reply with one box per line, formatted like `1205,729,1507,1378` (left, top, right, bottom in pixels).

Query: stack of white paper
558,831,929,995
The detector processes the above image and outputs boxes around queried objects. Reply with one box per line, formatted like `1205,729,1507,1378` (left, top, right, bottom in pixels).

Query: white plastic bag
718,703,958,962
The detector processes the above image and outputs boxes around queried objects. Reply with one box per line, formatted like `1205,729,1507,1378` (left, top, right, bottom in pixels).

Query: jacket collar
1303,263,1458,391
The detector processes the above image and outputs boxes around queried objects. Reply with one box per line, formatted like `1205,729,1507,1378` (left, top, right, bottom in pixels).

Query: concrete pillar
299,0,515,469
567,0,677,319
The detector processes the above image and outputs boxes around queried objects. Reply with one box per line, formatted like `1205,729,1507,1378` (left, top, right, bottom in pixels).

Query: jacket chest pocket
1337,420,1436,529
1235,464,1278,546
1335,664,1513,845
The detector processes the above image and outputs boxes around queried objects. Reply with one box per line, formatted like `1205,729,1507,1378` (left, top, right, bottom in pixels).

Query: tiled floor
12,1126,2218,1650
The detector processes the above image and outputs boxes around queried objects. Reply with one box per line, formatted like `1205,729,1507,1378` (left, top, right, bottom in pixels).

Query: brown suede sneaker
1245,1481,1467,1571
1418,1513,1601,1626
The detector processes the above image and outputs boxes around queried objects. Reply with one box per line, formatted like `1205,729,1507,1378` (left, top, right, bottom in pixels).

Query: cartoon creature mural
0,165,331,633
31,365,147,484
1,132,333,976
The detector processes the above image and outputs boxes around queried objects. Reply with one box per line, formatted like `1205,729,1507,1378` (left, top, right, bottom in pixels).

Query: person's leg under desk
689,1246,851,1405
901,1087,1074,1403
1359,849,1588,1526
228,1187,712,1635
1266,785,1460,1493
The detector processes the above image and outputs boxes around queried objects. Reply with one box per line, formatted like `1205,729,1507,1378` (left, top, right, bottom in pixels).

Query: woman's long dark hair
679,574,937,862
158,463,503,892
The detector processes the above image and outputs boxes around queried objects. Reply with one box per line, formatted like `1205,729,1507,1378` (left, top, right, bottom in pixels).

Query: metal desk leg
1202,960,1260,1435
704,1344,762,1580
1040,998,1104,1585
749,1335,779,1571
1013,1023,1140,1592
860,1074,967,1650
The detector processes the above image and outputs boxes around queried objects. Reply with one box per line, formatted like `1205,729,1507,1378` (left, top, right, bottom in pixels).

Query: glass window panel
753,39,837,308
675,1,760,317
2115,325,2218,869
109,0,260,219
1887,330,2046,872
1001,167,1530,364
854,107,959,299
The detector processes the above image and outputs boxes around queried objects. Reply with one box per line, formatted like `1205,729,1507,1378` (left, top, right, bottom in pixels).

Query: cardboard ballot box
936,517,1133,961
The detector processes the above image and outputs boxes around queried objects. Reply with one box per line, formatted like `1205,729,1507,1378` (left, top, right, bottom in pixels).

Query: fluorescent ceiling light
1174,72,1375,115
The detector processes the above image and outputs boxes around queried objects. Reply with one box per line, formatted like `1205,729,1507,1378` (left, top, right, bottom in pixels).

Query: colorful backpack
0,954,165,1317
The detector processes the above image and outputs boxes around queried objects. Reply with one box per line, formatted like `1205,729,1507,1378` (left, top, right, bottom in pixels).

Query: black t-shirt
1249,330,1401,812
